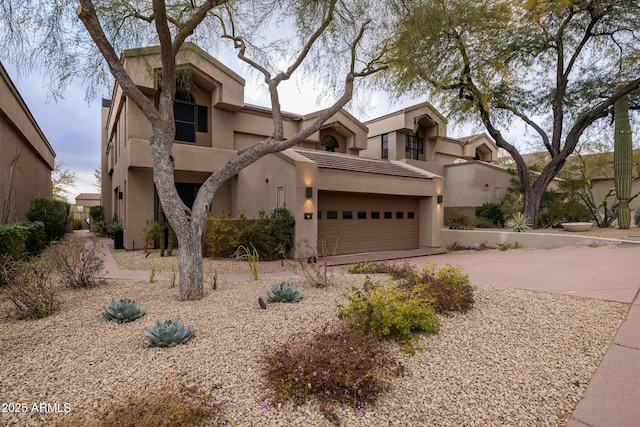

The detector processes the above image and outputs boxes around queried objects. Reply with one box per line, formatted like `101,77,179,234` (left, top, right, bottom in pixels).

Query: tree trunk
523,185,546,229
177,229,204,301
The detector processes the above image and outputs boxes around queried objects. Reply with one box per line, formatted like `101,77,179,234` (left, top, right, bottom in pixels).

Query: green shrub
0,224,27,260
445,210,475,230
539,192,590,228
262,328,398,410
635,207,640,227
1,258,59,319
47,234,105,288
401,262,475,315
26,197,69,244
240,208,295,260
15,221,47,258
474,216,498,228
89,205,107,235
72,218,83,230
339,278,439,354
205,211,241,257
476,202,505,227
143,219,160,251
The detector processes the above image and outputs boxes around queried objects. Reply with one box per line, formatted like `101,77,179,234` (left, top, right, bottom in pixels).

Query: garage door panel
318,191,419,255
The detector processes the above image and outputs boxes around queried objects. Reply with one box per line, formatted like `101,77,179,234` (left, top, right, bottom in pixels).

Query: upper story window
405,133,423,160
381,133,389,160
322,135,339,152
174,91,208,143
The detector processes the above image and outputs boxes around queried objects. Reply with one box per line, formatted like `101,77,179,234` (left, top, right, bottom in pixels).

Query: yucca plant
505,212,532,232
266,282,303,303
144,319,193,347
103,298,145,323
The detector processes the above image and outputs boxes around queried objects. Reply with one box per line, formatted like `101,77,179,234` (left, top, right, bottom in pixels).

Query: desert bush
538,192,591,228
296,239,337,288
143,219,160,251
339,278,439,353
240,208,294,260
474,216,498,228
445,209,475,230
262,327,399,410
205,211,241,257
0,223,27,260
16,221,47,258
476,202,505,227
1,258,59,319
92,382,225,427
345,261,415,279
47,234,105,288
26,197,69,244
72,218,83,230
89,205,107,236
399,262,475,315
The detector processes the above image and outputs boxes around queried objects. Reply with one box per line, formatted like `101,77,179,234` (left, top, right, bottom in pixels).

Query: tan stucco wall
591,177,640,213
0,64,55,222
443,162,515,209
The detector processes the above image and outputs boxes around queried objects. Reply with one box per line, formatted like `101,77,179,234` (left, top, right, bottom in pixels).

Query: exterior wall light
437,194,443,204
306,187,313,199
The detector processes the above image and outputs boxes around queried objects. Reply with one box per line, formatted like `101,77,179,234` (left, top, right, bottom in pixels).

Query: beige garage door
318,191,419,255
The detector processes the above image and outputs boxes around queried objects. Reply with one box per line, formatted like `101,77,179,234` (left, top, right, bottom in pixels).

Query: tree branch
76,0,159,123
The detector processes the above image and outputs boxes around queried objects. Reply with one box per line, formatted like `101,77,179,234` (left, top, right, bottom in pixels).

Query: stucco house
0,62,55,223
101,44,511,256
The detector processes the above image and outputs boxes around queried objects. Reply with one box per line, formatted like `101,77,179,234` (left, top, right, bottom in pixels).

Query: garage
317,191,419,255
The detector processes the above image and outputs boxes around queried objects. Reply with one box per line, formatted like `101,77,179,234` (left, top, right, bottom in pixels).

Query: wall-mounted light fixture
118,191,123,200
306,187,313,199
437,194,443,204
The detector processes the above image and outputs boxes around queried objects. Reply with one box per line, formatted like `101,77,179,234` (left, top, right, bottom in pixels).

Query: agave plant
144,319,193,347
266,282,303,303
505,212,532,233
103,298,145,323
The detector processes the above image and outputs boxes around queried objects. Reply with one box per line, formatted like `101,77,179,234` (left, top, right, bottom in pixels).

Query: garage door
317,191,419,255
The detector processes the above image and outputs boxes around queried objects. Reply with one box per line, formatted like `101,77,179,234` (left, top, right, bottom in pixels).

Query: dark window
327,211,338,219
318,211,322,220
371,211,380,219
357,211,367,219
396,212,404,219
384,211,392,219
381,133,389,160
405,133,424,160
174,91,208,143
408,212,415,219
322,135,340,152
342,211,353,219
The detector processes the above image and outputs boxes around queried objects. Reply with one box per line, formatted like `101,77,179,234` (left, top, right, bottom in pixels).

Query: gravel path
0,252,628,426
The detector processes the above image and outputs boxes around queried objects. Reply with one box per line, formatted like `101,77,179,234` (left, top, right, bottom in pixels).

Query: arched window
173,91,208,143
322,135,340,152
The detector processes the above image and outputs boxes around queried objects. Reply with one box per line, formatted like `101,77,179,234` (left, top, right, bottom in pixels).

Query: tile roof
294,150,432,180
75,193,102,200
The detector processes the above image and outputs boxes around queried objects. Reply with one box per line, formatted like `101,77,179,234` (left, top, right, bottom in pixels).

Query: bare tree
52,161,77,201
1,151,22,224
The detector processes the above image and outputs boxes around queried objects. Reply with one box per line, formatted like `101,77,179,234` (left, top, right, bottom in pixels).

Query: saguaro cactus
614,82,633,229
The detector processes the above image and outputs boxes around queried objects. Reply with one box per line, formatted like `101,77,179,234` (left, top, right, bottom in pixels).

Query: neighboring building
102,44,515,256
0,62,55,223
76,192,102,208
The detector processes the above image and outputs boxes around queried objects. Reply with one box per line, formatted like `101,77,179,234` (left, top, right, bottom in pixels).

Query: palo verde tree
0,0,386,300
383,0,640,227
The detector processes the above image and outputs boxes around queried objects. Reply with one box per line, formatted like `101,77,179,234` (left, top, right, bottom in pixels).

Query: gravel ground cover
0,253,628,426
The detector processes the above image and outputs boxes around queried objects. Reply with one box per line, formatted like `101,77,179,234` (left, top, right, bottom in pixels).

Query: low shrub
339,278,439,354
476,202,505,227
1,258,59,320
0,223,27,260
205,211,241,257
26,197,69,244
240,208,295,260
16,221,47,258
295,239,337,288
47,234,105,288
72,218,83,230
143,219,160,251
399,262,475,315
445,210,475,230
92,382,225,427
345,261,415,279
474,216,498,228
262,327,399,410
635,207,640,227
